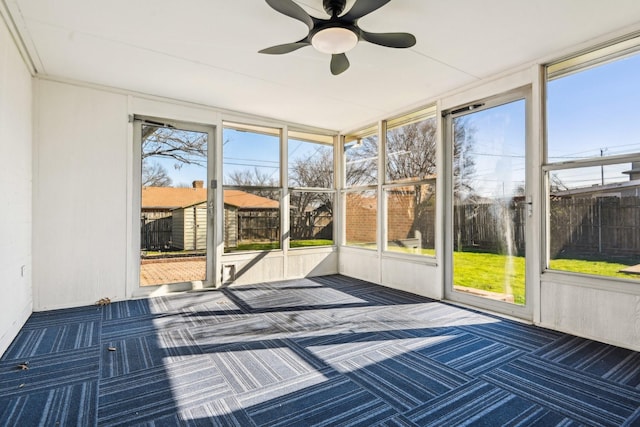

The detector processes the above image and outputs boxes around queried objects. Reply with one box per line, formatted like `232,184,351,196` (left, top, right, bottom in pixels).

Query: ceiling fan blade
259,41,310,54
361,31,416,48
330,53,350,75
265,0,314,29
342,0,391,21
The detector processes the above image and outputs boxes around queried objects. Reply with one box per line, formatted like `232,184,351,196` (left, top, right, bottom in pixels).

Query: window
344,126,378,187
545,37,640,280
288,130,335,247
345,190,378,248
344,127,378,249
384,108,437,256
223,122,281,252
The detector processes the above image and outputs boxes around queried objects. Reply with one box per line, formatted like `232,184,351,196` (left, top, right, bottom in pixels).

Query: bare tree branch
141,126,207,170
142,161,172,187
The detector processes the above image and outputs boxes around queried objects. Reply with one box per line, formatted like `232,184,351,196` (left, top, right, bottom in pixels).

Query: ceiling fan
259,0,416,75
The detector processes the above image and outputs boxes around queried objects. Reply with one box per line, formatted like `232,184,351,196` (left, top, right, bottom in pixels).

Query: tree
386,120,437,182
384,119,438,247
142,161,172,187
452,117,477,204
452,117,478,251
288,148,335,239
141,125,207,187
225,168,278,187
344,136,378,186
225,167,279,201
289,148,333,188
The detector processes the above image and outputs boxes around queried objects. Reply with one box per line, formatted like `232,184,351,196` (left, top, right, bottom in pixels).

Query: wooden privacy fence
549,196,640,257
237,210,280,242
455,196,640,257
141,216,172,250
291,212,333,240
454,201,526,255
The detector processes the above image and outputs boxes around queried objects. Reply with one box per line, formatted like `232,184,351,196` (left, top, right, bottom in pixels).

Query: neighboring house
141,181,279,250
223,190,279,248
551,179,640,199
141,181,207,220
172,201,207,251
141,181,207,251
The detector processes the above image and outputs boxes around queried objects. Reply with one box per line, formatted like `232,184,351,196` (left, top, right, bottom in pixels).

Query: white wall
380,257,441,299
220,248,338,286
540,273,640,351
339,248,442,300
0,17,33,355
33,80,129,310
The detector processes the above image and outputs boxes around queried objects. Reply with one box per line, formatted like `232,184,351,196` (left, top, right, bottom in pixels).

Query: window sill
541,269,640,296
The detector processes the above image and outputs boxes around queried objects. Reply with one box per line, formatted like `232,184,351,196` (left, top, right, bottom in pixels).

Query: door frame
131,115,216,295
443,87,534,320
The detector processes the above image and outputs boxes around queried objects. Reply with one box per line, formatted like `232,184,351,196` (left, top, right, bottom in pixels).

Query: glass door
135,117,214,289
445,90,531,318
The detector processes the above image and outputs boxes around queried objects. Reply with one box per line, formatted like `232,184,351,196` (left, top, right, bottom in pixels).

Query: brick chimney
192,180,204,188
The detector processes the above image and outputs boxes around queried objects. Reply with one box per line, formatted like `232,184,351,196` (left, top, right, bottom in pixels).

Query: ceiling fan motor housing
323,0,346,16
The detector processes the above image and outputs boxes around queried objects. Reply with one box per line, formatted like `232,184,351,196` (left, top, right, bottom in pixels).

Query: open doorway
134,117,215,288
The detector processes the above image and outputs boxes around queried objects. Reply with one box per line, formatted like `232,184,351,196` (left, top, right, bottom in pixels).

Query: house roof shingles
142,187,206,210
223,190,279,209
141,187,278,210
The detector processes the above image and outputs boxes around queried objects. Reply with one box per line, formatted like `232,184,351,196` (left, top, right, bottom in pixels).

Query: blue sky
457,99,526,199
547,53,640,162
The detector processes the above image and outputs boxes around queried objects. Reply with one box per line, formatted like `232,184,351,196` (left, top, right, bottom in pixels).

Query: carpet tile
0,347,99,399
483,356,640,426
208,340,318,394
243,371,397,426
337,349,471,412
534,334,640,387
1,274,640,426
411,331,524,376
98,359,232,426
0,381,97,427
3,319,100,359
404,380,577,427
460,319,563,352
102,299,154,320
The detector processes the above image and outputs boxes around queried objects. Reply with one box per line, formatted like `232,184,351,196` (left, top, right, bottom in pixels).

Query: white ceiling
6,0,640,131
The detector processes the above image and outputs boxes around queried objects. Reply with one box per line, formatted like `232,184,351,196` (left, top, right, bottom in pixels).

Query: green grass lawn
454,251,640,305
549,258,639,280
291,239,334,248
225,239,334,252
453,251,525,304
229,242,280,252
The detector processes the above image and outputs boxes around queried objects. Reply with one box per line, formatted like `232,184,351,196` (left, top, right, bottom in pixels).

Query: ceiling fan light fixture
311,27,358,54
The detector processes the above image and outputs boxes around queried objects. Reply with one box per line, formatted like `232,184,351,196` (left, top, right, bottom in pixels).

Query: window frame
287,129,337,248
222,122,283,253
381,106,438,257
342,125,380,249
543,35,640,280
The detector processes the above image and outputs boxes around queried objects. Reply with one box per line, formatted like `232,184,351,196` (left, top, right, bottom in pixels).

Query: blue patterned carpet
1,275,639,426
